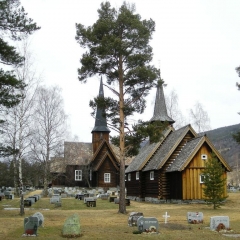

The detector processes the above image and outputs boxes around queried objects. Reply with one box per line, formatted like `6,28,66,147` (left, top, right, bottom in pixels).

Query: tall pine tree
202,154,227,209
0,0,40,155
75,1,165,213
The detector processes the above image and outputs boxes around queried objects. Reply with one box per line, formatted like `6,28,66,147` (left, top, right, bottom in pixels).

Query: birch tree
3,40,41,215
189,101,211,133
31,86,67,196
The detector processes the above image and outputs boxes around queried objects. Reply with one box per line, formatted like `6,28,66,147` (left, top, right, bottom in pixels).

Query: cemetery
0,188,240,239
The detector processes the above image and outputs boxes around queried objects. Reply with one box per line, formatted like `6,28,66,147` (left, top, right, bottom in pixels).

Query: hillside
203,123,240,168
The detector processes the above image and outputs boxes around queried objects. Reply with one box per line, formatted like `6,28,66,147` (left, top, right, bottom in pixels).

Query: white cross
162,212,170,224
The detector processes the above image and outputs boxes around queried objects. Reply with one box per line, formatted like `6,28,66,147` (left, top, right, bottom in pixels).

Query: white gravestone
187,212,203,224
210,216,229,231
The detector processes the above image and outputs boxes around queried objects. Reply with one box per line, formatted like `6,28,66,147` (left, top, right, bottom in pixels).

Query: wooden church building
125,81,231,201
51,78,121,188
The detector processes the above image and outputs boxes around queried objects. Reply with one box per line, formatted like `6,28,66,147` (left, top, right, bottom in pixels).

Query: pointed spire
150,79,175,124
92,77,110,133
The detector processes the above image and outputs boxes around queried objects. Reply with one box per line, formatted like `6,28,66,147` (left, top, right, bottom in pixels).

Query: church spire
150,78,175,124
92,77,110,133
91,77,110,153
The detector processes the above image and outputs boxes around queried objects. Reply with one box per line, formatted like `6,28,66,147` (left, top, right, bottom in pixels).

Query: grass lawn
0,190,240,239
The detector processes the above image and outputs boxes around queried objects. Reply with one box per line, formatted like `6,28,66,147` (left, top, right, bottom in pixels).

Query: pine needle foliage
202,154,227,209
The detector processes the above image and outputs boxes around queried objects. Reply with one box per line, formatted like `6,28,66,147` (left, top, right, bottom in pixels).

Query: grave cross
162,212,170,224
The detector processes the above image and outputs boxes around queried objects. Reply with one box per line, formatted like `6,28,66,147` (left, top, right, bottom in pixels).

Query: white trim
75,170,82,181
104,173,111,183
200,174,205,183
201,154,208,160
150,171,154,180
136,171,139,180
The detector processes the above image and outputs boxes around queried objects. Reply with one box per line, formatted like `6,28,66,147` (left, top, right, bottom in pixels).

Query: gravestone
137,216,159,233
210,216,230,231
100,194,108,200
23,216,39,236
162,212,170,224
24,199,32,207
83,197,96,204
62,214,81,238
32,212,44,227
26,197,35,205
50,194,61,204
128,212,144,226
187,212,203,224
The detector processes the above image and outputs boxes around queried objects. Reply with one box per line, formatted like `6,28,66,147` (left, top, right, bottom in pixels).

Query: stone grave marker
128,212,144,226
50,194,61,204
100,194,108,200
83,196,96,204
210,216,230,231
137,216,159,233
32,212,44,227
23,216,39,236
62,213,81,238
187,212,203,224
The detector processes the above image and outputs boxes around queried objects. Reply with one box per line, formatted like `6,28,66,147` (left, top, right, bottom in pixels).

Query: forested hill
203,123,240,168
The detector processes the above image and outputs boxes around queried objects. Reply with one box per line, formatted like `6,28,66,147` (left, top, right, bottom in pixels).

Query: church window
150,171,154,180
128,173,131,181
104,173,111,183
136,172,139,180
75,170,82,181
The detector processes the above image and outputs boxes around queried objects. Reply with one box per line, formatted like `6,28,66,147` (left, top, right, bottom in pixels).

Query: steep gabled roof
166,135,232,172
64,142,93,165
143,124,197,171
93,151,120,171
125,127,173,173
150,80,175,124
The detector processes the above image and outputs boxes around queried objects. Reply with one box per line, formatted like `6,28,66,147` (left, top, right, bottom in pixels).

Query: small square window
136,172,139,180
150,171,154,180
128,173,131,181
104,173,111,183
75,170,82,181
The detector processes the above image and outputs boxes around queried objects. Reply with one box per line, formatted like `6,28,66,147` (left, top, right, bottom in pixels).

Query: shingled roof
166,135,232,172
125,127,173,173
143,125,197,171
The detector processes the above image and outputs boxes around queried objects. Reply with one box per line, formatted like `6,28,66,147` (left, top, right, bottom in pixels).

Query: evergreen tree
233,66,240,144
76,1,165,213
202,154,227,209
0,0,40,155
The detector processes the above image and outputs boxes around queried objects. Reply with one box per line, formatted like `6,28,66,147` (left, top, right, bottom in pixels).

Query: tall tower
150,79,175,125
91,77,110,153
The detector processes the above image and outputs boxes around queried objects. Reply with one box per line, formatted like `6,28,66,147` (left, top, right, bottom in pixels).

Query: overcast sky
20,0,240,142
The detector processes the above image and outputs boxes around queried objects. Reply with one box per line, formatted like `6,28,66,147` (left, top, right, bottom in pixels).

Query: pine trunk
118,56,126,214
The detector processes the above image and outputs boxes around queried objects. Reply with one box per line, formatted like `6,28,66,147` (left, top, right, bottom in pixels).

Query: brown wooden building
51,78,120,188
125,81,231,201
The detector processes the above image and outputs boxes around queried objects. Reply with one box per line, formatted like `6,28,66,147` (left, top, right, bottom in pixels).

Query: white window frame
136,171,139,180
128,173,131,181
150,171,154,180
200,174,205,183
75,170,82,181
201,154,208,160
104,173,111,183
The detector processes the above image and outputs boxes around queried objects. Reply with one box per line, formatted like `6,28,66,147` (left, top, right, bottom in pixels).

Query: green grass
1,191,240,240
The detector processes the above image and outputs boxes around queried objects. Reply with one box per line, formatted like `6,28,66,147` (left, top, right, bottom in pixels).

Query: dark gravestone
62,214,81,238
23,216,39,236
137,216,159,233
24,199,32,207
128,212,144,226
114,198,130,206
